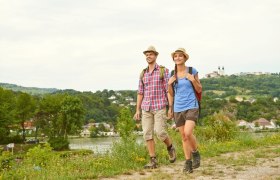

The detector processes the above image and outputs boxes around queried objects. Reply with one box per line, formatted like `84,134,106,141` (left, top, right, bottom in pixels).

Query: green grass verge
1,131,280,179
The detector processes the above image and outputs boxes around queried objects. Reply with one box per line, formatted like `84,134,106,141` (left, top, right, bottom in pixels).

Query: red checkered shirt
138,64,169,111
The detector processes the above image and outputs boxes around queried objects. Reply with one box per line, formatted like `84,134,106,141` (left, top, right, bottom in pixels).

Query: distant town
205,66,273,78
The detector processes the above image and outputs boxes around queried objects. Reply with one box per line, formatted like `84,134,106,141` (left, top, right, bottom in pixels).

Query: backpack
140,65,166,84
171,67,202,115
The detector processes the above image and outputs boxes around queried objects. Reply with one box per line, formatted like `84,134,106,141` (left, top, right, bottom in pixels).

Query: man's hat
171,48,189,61
143,46,159,55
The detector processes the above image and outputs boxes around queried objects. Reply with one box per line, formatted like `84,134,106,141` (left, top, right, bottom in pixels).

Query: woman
167,48,202,173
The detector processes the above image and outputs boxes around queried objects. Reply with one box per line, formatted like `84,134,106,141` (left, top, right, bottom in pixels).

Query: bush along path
101,144,280,180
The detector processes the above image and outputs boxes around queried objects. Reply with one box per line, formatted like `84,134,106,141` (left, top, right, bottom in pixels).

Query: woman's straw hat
143,46,159,55
171,48,189,60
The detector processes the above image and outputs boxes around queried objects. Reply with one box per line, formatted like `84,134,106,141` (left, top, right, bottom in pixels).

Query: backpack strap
140,65,165,85
140,67,148,85
171,70,175,76
159,65,165,80
188,66,201,116
189,66,193,75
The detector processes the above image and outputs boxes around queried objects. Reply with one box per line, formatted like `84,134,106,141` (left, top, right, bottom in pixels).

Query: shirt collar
146,63,159,72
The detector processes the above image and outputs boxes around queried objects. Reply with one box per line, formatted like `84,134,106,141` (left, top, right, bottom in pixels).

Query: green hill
0,83,59,95
201,74,280,98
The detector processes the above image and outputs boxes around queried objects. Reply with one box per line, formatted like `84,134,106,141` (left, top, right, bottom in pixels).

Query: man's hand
133,110,141,121
168,76,177,85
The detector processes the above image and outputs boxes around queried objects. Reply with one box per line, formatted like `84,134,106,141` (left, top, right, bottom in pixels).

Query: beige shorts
141,108,169,142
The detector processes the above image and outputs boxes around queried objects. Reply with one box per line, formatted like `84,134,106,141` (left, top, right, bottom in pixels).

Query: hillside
1,74,279,123
201,74,280,98
1,74,279,97
0,83,59,95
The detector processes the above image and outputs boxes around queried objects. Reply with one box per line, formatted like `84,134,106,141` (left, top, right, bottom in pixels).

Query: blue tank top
171,67,199,112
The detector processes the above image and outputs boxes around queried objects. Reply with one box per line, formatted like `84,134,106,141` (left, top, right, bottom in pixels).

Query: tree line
0,74,279,145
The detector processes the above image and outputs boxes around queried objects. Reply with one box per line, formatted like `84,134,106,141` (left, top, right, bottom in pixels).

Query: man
133,45,176,169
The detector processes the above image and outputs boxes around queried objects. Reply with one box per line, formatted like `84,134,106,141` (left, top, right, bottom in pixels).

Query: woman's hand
186,73,195,82
168,76,177,85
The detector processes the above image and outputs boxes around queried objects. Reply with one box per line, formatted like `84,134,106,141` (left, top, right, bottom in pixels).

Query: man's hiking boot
183,160,193,174
167,145,176,163
144,157,157,169
192,150,201,169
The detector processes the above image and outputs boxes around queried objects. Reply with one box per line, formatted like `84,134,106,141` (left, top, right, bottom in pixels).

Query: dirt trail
102,145,280,180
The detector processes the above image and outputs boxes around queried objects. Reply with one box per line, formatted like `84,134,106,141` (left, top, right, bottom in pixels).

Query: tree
0,88,16,143
15,93,35,141
59,95,85,139
35,94,63,139
90,126,99,137
116,108,135,141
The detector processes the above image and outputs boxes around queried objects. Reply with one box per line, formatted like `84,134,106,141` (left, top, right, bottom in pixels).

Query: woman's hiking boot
192,150,201,169
144,157,157,169
167,145,176,163
183,160,193,174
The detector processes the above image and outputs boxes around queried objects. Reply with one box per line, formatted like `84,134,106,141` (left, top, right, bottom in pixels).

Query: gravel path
102,145,280,180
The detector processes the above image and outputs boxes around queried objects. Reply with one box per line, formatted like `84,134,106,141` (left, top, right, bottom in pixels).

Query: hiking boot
192,150,201,169
183,160,193,174
144,157,157,169
168,146,176,163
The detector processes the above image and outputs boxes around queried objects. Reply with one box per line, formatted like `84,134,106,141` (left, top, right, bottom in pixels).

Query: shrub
198,112,238,142
26,143,55,167
48,137,69,151
116,108,135,141
0,135,23,144
0,151,14,171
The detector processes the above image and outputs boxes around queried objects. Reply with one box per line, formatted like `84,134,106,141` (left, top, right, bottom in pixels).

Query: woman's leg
178,126,189,159
184,120,196,158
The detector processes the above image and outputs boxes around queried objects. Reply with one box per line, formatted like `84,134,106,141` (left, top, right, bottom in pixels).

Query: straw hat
171,48,189,60
143,46,159,55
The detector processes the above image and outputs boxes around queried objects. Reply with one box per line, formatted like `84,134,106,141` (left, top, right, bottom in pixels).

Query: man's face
145,52,157,64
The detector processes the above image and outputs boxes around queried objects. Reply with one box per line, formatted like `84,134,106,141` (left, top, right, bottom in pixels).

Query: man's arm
134,78,144,121
134,94,143,120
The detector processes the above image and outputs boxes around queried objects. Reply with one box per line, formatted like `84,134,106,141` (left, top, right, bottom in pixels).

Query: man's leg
154,108,176,163
146,139,155,157
142,110,157,168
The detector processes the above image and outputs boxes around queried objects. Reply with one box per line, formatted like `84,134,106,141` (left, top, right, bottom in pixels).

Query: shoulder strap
188,67,193,75
140,67,147,80
159,65,165,80
171,70,175,76
140,67,148,86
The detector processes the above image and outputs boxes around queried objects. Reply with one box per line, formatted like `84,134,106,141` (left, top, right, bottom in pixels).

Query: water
69,136,143,154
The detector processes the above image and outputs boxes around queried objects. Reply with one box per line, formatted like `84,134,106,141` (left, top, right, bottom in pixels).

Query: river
69,136,143,153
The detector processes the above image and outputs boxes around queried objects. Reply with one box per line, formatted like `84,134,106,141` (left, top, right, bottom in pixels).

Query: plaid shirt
138,64,169,111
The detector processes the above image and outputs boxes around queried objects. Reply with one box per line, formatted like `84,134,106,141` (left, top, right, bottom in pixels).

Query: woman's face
173,53,186,65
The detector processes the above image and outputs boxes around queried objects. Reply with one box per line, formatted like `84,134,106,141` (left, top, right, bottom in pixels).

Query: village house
108,95,116,100
252,118,276,130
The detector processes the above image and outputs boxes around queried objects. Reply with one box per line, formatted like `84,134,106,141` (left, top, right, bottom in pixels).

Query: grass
1,131,280,179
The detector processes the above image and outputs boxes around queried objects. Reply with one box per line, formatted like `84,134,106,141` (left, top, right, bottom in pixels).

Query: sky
0,0,279,92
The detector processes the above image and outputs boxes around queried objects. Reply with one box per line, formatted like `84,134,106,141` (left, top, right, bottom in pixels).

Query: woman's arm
186,73,202,93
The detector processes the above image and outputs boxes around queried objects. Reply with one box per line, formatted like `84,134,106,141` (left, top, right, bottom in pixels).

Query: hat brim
171,51,189,60
143,51,159,55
